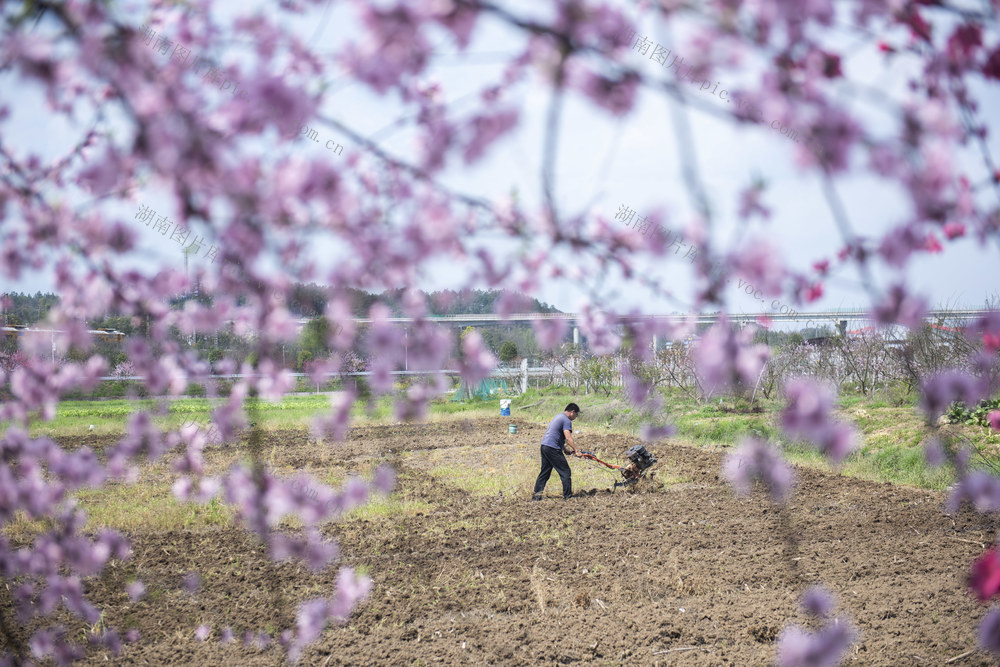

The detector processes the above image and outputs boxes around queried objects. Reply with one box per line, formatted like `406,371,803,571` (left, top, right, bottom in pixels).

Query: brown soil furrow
11,422,996,665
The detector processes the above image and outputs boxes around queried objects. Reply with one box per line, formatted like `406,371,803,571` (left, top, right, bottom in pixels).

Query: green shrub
947,397,1000,427
499,341,518,364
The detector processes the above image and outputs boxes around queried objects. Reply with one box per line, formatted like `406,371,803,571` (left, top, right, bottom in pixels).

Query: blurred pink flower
872,284,927,328
781,378,858,464
462,108,518,164
988,411,1000,432
946,24,982,68
722,438,794,503
343,4,432,94
532,318,569,351
943,221,966,239
572,69,639,117
948,470,1000,514
776,619,857,667
577,305,621,356
373,465,395,495
971,548,1000,602
693,317,769,394
967,312,1000,352
920,369,985,419
801,587,835,618
878,224,924,268
737,183,771,220
984,47,1000,80
126,580,145,602
980,607,1000,654
311,388,355,443
732,238,784,296
923,438,946,467
182,571,201,594
432,0,479,49
457,330,495,385
799,106,862,172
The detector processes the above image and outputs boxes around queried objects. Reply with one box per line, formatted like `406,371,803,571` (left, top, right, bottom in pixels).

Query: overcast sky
2,0,997,318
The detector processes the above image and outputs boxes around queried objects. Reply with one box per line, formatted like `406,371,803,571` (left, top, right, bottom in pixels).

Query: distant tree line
2,287,562,372
0,292,59,326
3,287,558,324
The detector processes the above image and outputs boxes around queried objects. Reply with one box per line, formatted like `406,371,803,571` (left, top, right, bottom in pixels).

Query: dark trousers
533,446,572,498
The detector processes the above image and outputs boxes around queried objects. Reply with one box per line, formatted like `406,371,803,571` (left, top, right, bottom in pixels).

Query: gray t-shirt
541,413,572,450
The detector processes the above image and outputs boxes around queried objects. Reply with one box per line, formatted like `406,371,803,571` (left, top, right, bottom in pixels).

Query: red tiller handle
579,451,621,470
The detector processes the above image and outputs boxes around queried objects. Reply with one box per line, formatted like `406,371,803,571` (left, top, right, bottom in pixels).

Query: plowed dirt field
9,417,1000,665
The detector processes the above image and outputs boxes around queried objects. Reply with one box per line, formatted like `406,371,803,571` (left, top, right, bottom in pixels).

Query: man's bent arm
563,430,579,455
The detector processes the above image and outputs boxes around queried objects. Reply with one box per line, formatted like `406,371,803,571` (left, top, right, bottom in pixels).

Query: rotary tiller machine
577,444,658,489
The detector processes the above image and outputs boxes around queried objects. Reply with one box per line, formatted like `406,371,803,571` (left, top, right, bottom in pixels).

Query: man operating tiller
531,403,582,501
